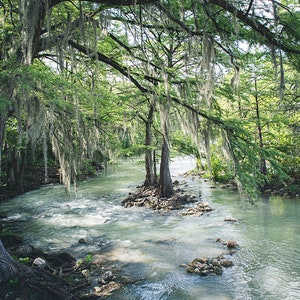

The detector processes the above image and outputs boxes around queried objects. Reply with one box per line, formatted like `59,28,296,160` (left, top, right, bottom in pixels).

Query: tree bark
0,240,21,283
159,133,174,198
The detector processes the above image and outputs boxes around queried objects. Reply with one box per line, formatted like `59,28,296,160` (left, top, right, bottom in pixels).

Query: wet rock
85,281,121,298
179,202,213,216
186,255,233,276
213,266,223,275
224,217,238,222
187,266,196,273
220,260,234,268
216,238,239,250
211,258,219,266
201,269,210,276
78,238,87,244
226,240,238,249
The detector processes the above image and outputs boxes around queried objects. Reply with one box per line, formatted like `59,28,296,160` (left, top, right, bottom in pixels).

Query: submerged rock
224,217,238,222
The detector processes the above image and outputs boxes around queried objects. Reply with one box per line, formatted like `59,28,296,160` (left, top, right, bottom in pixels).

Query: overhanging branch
68,39,149,93
207,0,300,54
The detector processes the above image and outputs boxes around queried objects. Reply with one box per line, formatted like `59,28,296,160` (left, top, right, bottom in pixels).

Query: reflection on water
1,156,300,300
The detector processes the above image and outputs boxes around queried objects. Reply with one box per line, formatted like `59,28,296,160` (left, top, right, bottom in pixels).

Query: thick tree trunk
0,240,21,283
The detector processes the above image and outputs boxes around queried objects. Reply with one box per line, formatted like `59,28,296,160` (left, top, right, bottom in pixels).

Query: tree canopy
0,0,300,199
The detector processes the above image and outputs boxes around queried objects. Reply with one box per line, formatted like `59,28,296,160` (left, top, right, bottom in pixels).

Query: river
1,156,299,299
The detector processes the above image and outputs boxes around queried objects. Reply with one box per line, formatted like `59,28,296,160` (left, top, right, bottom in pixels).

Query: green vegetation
0,0,299,201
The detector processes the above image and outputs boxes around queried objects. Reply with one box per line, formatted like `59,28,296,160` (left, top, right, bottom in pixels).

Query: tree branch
207,0,300,54
68,39,150,93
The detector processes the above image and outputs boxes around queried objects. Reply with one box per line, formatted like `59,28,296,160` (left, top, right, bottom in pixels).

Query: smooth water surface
1,156,299,300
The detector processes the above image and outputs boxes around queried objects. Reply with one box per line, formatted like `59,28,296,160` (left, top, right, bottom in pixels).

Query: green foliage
85,253,93,264
1,0,300,200
78,253,93,265
210,151,232,183
18,257,30,264
172,133,198,157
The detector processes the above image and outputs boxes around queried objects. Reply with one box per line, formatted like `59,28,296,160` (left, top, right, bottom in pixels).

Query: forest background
0,0,300,202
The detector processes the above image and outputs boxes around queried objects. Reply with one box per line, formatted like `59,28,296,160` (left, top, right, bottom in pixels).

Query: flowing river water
1,156,300,300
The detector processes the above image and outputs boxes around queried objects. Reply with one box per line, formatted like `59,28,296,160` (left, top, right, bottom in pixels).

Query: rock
224,217,238,222
96,281,121,297
190,258,200,267
220,260,234,268
226,240,238,249
78,238,87,244
214,266,223,275
216,237,227,245
179,202,213,216
201,270,210,276
211,259,219,266
187,266,195,273
15,245,33,257
32,257,47,268
81,269,90,279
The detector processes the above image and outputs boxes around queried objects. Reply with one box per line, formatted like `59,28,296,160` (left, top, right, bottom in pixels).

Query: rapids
1,156,299,299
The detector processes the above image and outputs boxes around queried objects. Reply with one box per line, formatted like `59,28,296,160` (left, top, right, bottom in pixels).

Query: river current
1,156,299,299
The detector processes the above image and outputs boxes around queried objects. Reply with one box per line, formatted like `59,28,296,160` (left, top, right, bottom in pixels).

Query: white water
1,156,300,299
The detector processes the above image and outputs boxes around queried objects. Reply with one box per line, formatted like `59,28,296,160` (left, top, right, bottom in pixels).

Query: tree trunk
254,78,267,176
159,134,174,198
0,240,21,283
144,104,157,187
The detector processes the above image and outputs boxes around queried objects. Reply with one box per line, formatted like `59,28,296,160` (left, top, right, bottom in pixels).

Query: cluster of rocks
80,268,123,298
179,202,213,216
184,239,238,276
185,255,234,276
